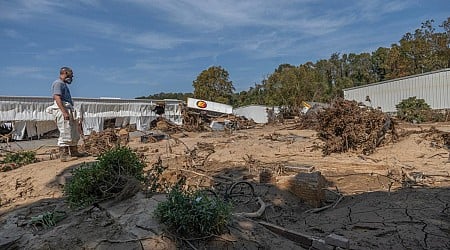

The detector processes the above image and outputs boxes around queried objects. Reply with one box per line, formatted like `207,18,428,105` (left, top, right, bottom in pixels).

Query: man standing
50,67,84,161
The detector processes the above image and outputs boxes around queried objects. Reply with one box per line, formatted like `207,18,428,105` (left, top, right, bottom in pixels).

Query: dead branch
305,193,344,213
428,152,449,159
233,197,267,218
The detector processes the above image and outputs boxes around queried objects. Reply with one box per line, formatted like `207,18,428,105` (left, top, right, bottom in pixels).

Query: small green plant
64,146,146,208
29,211,67,229
154,187,232,237
144,156,168,194
396,97,430,123
2,151,37,166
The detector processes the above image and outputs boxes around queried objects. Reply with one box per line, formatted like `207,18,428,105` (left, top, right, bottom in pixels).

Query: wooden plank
257,221,313,248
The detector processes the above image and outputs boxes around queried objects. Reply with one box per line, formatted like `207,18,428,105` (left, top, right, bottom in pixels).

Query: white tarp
0,96,183,140
233,105,279,124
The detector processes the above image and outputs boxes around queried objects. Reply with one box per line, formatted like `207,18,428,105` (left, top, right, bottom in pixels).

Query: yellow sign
196,100,207,108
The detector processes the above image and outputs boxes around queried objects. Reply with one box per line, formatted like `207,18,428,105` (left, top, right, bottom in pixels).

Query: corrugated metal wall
343,68,450,112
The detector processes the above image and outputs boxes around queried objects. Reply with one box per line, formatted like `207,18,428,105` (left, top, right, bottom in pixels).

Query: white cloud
3,29,21,39
45,45,93,56
1,66,44,77
0,0,67,20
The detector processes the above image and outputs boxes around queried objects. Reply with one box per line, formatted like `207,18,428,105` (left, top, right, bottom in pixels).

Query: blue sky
0,0,448,99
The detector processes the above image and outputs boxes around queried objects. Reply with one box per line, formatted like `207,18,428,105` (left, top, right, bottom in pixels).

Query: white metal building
233,105,278,124
0,96,182,140
343,68,450,112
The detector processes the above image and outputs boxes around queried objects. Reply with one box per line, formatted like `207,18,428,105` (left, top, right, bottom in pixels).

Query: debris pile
316,98,397,155
421,127,450,148
182,108,257,132
150,117,183,133
296,110,320,130
215,114,257,130
81,128,127,156
181,110,212,132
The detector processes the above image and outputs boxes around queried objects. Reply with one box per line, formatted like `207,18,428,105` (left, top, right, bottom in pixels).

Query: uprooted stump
316,98,397,155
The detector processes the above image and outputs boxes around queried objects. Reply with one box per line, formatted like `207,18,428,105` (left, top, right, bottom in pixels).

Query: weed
1,151,37,172
154,187,231,237
2,151,37,166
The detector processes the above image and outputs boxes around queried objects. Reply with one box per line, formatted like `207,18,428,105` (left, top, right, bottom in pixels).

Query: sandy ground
0,123,449,249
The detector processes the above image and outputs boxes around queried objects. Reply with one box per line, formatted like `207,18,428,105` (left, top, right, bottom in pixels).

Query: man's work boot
69,146,88,157
59,147,77,162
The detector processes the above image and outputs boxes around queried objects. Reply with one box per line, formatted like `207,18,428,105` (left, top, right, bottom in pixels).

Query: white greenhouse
0,96,182,140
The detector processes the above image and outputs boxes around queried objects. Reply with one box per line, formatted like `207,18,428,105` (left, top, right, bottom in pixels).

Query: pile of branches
316,98,397,155
182,107,257,132
150,117,183,133
296,110,321,130
215,114,257,130
182,110,212,132
81,128,126,156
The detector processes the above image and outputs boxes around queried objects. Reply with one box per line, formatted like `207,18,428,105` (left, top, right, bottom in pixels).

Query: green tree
136,92,193,101
193,66,235,104
371,47,390,81
439,17,450,67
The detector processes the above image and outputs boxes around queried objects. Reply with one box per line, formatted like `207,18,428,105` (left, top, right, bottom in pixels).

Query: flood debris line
315,98,397,155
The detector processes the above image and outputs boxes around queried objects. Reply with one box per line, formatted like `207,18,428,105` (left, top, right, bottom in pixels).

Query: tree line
139,18,450,110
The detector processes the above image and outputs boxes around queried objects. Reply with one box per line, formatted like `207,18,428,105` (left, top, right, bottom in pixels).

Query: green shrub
96,146,146,181
2,151,37,166
64,146,146,208
64,162,101,208
154,187,231,237
396,97,430,123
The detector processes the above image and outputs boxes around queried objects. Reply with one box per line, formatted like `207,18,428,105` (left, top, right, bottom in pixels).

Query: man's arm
53,94,70,120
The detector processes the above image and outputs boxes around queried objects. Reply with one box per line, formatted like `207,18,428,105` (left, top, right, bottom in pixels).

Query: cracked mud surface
1,122,449,249
294,188,450,249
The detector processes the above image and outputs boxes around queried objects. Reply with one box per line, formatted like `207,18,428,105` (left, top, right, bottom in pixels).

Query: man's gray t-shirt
52,79,73,106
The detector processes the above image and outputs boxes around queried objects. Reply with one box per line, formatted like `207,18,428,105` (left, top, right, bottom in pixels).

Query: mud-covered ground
1,122,449,249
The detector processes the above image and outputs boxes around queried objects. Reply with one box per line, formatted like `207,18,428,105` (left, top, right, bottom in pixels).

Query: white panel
187,98,233,114
344,68,450,112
